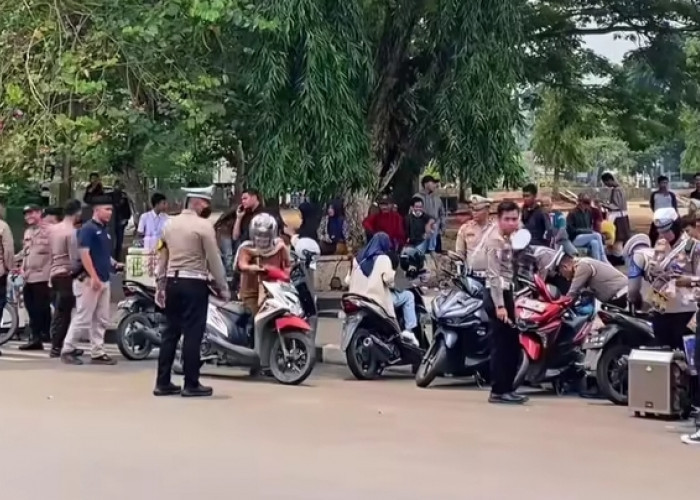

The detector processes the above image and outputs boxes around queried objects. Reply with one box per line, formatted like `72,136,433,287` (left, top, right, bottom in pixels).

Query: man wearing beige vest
0,200,15,357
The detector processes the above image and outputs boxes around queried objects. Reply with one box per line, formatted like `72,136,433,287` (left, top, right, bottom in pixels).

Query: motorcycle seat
209,297,251,316
616,314,653,337
342,292,394,318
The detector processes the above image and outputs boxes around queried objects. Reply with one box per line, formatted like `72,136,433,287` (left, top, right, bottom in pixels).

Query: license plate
520,298,546,313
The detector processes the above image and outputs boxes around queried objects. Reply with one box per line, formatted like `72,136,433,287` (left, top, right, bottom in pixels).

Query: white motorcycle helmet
249,213,278,255
291,235,320,270
653,207,678,233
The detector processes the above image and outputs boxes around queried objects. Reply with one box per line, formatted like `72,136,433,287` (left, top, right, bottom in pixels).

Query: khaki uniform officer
456,195,494,279
19,205,53,351
154,188,229,398
482,201,529,405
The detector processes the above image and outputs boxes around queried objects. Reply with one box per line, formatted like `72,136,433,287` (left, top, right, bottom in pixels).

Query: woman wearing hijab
348,232,419,345
297,198,322,241
318,200,349,255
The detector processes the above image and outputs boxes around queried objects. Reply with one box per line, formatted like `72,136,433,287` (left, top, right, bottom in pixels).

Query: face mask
199,206,212,219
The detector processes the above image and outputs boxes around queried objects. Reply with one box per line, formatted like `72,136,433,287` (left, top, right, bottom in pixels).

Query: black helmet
400,246,425,278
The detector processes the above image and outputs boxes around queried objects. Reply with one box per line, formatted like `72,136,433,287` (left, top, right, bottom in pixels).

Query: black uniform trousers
23,281,51,343
50,275,75,351
650,311,694,350
484,287,519,395
157,277,209,389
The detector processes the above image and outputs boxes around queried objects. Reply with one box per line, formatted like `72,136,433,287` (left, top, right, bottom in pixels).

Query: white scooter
174,265,316,385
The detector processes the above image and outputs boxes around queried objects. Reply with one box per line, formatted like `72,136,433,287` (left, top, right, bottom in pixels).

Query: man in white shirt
137,193,169,251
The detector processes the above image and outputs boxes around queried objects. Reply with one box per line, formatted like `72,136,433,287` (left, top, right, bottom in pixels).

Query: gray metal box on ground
628,349,677,417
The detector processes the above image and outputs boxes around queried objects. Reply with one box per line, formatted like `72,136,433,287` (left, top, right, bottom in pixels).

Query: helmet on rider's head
400,246,425,278
250,213,278,252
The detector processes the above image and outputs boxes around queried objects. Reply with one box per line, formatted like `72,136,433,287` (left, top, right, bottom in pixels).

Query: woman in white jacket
348,232,419,345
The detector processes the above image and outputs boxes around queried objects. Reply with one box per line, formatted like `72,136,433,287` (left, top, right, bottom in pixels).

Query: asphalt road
1,342,698,500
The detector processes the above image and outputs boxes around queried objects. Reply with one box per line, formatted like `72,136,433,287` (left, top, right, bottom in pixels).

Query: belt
469,271,487,279
166,270,208,280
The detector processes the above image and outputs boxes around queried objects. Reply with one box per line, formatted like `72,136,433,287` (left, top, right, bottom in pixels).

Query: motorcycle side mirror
511,229,531,251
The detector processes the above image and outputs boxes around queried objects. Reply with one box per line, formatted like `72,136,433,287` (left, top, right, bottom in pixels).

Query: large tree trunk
552,164,561,197
121,163,149,219
344,192,373,253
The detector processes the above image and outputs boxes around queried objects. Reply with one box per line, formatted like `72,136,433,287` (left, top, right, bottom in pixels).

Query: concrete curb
315,344,346,366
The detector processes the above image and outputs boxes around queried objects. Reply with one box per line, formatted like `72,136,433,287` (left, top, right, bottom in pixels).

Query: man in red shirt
363,195,405,250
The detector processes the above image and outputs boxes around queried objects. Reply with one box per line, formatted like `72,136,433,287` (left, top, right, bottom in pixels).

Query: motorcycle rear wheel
415,339,447,388
269,331,316,385
116,312,154,361
346,328,382,380
595,343,630,406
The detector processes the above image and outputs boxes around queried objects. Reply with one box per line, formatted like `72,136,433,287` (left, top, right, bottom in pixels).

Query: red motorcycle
513,275,595,394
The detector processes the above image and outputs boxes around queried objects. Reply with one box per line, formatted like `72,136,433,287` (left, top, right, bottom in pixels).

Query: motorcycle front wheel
269,331,316,385
415,338,447,388
115,312,154,361
512,347,530,390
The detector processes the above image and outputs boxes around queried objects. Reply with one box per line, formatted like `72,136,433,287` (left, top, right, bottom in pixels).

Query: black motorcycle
584,305,694,405
415,273,489,388
341,248,430,380
115,280,164,360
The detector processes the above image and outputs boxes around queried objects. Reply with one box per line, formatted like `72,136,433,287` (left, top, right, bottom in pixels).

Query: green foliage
531,88,587,179
2,0,698,204
581,135,635,174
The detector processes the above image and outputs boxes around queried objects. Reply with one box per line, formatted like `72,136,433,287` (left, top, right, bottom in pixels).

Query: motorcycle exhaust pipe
363,335,393,364
132,324,162,346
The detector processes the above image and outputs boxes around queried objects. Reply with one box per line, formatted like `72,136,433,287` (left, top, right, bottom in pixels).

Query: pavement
1,342,698,499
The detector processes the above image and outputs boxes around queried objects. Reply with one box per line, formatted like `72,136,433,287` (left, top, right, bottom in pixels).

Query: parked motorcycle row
4,230,693,409
340,230,696,413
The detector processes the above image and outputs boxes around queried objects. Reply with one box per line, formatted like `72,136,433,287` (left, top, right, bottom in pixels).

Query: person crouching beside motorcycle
236,213,290,316
626,209,698,351
557,255,628,308
483,201,529,405
348,232,419,346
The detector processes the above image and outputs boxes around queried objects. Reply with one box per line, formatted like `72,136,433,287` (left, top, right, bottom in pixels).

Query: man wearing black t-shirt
690,173,700,201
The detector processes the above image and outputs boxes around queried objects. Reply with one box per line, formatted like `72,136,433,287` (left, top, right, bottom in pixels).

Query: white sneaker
680,429,700,445
400,330,419,347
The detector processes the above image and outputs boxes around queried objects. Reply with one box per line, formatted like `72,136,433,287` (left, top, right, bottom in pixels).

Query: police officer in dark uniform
154,187,229,397
482,201,529,405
